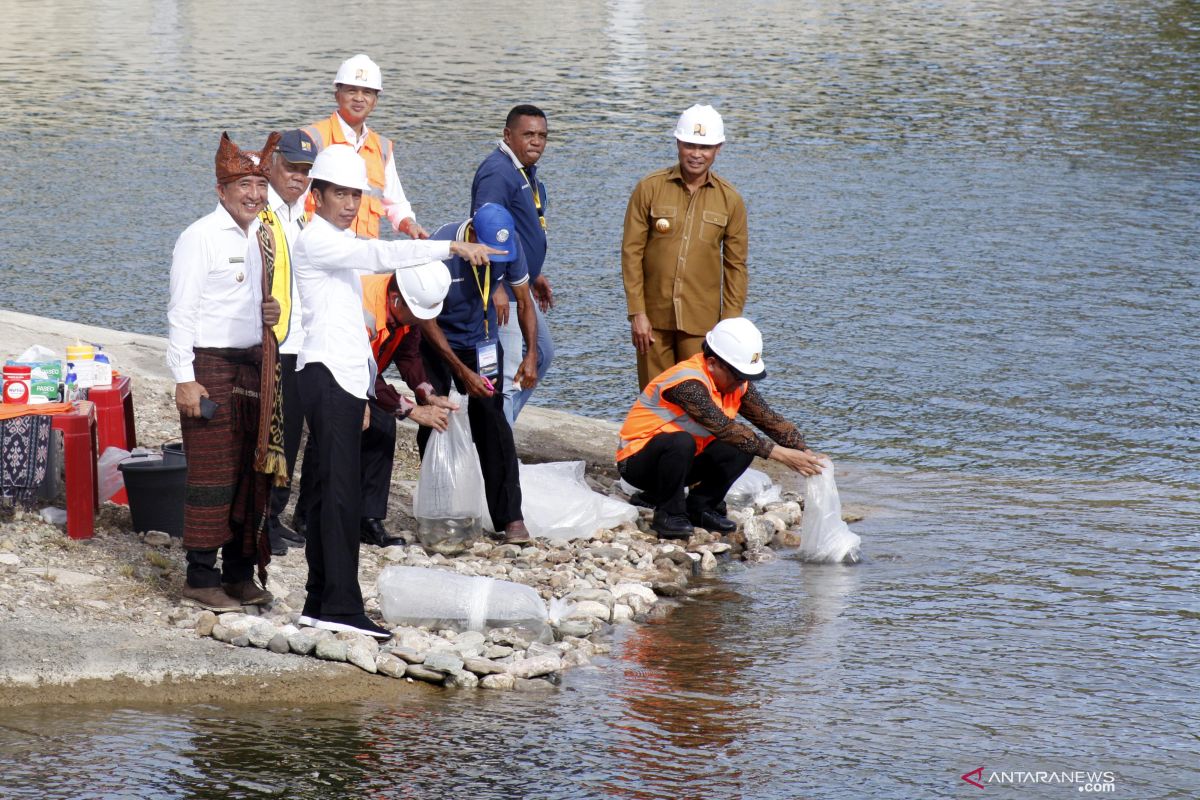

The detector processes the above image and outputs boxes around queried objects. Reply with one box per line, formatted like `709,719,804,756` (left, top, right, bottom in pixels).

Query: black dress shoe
360,518,405,548
651,509,694,540
268,528,290,556
270,515,305,545
628,491,657,509
690,509,737,533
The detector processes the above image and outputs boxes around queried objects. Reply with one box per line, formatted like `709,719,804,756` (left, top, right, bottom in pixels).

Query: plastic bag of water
378,566,551,642
726,467,781,508
412,391,486,554
520,461,637,541
798,458,862,564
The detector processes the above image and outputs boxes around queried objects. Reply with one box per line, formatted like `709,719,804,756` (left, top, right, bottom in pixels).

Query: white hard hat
309,145,370,192
705,317,765,380
395,260,452,320
674,104,725,145
334,53,382,92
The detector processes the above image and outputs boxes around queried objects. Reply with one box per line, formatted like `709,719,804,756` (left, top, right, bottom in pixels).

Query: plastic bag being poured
798,458,862,564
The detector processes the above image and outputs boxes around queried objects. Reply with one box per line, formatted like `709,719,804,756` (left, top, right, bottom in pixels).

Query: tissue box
5,360,63,382
29,380,62,404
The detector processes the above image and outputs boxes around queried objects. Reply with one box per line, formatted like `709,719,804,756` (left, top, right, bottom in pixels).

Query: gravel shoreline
0,310,851,705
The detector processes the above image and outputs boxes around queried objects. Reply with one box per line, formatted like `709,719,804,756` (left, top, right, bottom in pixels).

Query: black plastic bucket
119,459,187,537
161,442,186,467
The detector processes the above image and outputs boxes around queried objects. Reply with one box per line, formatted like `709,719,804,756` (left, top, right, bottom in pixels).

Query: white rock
611,603,634,623
0,553,21,568
699,550,718,573
568,600,611,622
143,531,172,547
18,567,101,587
445,669,479,689
345,638,379,674
612,583,657,606
423,651,465,674
376,654,406,678
288,629,319,656
743,517,776,549
247,623,277,648
507,653,562,679
315,638,348,662
481,673,516,690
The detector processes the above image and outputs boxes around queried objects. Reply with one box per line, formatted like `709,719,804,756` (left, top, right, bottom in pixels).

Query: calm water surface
1,0,1197,797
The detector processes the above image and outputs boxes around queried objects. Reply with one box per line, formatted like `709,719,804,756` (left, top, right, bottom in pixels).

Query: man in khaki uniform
621,104,749,389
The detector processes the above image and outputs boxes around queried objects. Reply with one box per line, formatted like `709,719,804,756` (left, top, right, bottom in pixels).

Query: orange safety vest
616,353,748,462
302,113,393,239
361,273,411,367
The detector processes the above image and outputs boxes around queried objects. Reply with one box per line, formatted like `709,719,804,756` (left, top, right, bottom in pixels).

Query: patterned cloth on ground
0,414,51,508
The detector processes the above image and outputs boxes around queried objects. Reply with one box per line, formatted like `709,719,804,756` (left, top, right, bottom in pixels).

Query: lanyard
519,166,547,232
469,246,493,337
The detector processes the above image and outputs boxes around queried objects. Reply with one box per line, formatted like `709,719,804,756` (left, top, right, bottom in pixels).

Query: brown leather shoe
182,584,242,612
222,579,274,606
503,520,531,545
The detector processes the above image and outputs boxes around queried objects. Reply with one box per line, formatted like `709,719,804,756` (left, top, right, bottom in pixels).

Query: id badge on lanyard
476,337,499,379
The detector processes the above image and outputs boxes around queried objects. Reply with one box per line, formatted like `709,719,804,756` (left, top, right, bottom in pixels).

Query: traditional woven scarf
0,414,51,508
254,209,289,487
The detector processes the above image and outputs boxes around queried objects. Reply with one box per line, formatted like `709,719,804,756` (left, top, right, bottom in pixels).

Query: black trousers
417,339,523,530
185,544,253,588
360,401,396,519
268,353,304,521
297,362,366,617
618,431,754,516
294,394,395,523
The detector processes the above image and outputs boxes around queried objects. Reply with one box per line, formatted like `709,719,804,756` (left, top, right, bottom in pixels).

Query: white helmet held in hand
674,104,725,145
309,145,370,191
334,53,382,92
395,260,452,320
705,317,765,380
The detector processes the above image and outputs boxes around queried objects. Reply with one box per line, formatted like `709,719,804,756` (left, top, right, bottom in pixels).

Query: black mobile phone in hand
199,396,220,420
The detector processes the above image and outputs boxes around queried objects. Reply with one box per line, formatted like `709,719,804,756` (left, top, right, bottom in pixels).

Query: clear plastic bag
798,458,862,564
412,391,486,553
97,447,130,502
519,461,637,541
378,566,551,641
726,467,781,508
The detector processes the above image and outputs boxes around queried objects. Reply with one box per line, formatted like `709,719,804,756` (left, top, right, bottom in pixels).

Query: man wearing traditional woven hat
167,131,283,612
621,104,749,390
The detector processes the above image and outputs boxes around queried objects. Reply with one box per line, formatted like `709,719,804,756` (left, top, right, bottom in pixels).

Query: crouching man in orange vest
616,318,826,539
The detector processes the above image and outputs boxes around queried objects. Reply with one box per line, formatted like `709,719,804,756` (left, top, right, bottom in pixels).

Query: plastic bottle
65,343,95,390
377,566,551,641
2,365,31,404
91,345,112,386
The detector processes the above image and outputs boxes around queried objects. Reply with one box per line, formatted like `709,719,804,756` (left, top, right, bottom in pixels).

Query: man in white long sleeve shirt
301,54,427,241
292,145,501,640
167,131,282,613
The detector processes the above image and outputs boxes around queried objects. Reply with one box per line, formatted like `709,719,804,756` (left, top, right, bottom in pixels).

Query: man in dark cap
167,131,283,612
260,129,316,554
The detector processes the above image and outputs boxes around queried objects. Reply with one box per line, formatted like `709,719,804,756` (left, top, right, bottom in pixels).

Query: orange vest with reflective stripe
616,353,748,462
302,113,393,239
361,273,411,367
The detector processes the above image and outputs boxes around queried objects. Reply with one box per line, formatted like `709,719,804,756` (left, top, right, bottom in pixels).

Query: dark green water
1,0,1197,796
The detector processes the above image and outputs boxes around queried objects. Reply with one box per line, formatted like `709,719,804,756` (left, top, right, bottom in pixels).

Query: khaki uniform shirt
621,164,748,336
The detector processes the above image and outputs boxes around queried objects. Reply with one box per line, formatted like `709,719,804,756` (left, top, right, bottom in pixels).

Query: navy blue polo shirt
431,220,529,351
470,146,548,281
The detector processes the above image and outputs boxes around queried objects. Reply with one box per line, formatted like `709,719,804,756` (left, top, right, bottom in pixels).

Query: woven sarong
180,347,270,577
0,414,51,508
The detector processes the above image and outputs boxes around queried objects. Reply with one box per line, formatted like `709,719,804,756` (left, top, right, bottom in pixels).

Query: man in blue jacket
417,203,539,544
470,104,553,426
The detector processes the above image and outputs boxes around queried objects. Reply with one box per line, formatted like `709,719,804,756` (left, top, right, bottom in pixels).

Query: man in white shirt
261,130,316,555
292,145,500,640
301,54,428,241
167,132,282,613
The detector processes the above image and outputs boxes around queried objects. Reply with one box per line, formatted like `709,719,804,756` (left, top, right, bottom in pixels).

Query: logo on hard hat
355,68,367,81
693,123,706,136
751,353,760,363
